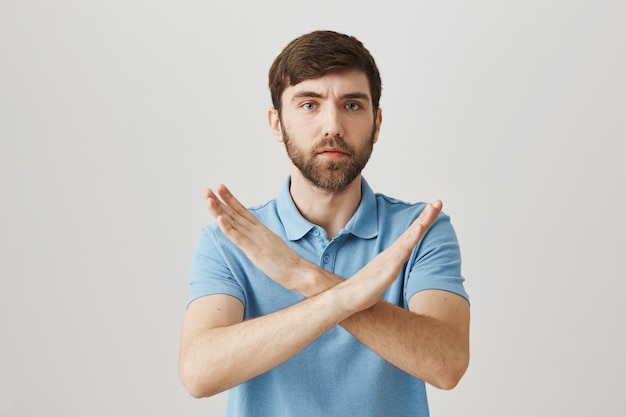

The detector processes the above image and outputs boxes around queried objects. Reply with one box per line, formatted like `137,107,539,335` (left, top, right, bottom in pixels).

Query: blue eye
302,103,316,110
346,102,360,110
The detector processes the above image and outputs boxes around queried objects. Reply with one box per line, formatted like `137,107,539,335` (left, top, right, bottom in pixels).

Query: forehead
283,70,371,100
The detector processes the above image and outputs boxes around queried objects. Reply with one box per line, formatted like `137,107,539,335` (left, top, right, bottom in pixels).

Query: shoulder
374,192,424,210
248,197,278,217
374,192,449,222
247,198,284,231
371,192,457,251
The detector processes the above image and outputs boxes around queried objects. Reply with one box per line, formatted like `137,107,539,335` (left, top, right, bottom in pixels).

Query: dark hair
268,30,382,115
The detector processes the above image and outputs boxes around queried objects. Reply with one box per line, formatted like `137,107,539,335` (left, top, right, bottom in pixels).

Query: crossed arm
179,185,470,398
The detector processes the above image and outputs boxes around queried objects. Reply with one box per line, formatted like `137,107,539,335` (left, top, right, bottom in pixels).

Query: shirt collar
276,176,379,241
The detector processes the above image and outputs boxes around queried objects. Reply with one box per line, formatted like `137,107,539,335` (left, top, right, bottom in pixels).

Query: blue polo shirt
189,177,468,417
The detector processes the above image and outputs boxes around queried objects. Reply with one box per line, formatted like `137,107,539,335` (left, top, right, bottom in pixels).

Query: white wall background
2,1,625,416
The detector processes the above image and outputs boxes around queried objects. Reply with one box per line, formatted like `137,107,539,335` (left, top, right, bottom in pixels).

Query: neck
289,171,363,240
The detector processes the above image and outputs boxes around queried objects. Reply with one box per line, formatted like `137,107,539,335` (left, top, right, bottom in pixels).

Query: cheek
287,121,317,142
349,120,376,140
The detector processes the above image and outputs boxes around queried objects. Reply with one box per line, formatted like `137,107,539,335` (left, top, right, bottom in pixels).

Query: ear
268,108,284,142
373,108,383,144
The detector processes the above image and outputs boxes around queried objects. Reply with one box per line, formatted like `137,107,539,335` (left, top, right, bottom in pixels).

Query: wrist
297,264,341,298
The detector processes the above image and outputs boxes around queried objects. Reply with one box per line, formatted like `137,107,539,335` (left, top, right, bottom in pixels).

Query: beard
282,124,376,192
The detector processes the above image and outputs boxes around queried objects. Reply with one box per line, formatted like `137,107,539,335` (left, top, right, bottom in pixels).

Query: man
179,30,470,417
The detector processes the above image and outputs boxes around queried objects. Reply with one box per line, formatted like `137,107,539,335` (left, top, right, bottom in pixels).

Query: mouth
317,147,349,159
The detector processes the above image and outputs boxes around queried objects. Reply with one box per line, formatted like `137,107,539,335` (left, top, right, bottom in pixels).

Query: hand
206,184,318,291
334,200,442,314
206,184,442,313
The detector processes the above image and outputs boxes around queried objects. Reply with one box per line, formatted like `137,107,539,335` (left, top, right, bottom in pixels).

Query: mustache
313,136,353,155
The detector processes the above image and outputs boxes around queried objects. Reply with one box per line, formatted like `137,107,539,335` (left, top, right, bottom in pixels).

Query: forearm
296,270,469,389
179,290,349,398
341,301,469,389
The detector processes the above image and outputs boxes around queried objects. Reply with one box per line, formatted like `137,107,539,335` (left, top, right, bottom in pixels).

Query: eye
302,102,316,110
345,102,361,111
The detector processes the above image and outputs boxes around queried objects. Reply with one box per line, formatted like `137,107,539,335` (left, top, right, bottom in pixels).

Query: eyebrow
291,91,322,102
290,91,371,102
343,92,370,101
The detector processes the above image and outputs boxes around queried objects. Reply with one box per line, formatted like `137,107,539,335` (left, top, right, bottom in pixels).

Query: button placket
319,239,338,271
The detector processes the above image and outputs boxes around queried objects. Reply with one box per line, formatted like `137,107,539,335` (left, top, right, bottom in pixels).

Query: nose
321,105,344,138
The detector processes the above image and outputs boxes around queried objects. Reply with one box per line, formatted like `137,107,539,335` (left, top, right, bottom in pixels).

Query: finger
416,200,442,229
216,184,248,213
206,187,237,217
206,188,227,206
216,184,260,224
206,188,243,227
205,188,219,211
395,201,443,249
209,186,260,238
206,188,228,220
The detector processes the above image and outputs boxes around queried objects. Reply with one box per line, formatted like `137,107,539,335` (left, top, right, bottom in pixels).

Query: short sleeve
404,213,469,304
188,225,246,307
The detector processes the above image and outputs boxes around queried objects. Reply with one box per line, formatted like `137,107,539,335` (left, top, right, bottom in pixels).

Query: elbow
432,364,466,390
180,371,223,399
180,367,209,398
179,358,225,399
426,350,470,391
184,383,210,399
182,378,212,399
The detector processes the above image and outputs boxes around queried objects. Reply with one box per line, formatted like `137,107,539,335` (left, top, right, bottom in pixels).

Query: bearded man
179,30,470,417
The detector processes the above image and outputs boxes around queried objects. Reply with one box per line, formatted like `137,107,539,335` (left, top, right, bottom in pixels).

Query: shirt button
313,229,320,236
323,255,330,263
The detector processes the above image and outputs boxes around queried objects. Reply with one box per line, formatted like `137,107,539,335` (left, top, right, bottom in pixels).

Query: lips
317,147,349,158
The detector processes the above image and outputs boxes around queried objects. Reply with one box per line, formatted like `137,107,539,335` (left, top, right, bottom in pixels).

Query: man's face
271,71,382,192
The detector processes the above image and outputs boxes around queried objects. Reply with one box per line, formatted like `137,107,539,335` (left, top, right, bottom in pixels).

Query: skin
179,71,470,398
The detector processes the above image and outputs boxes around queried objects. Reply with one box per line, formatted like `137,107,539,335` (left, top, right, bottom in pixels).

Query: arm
202,185,469,389
179,185,439,397
179,291,347,398
341,290,469,389
288,266,469,389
